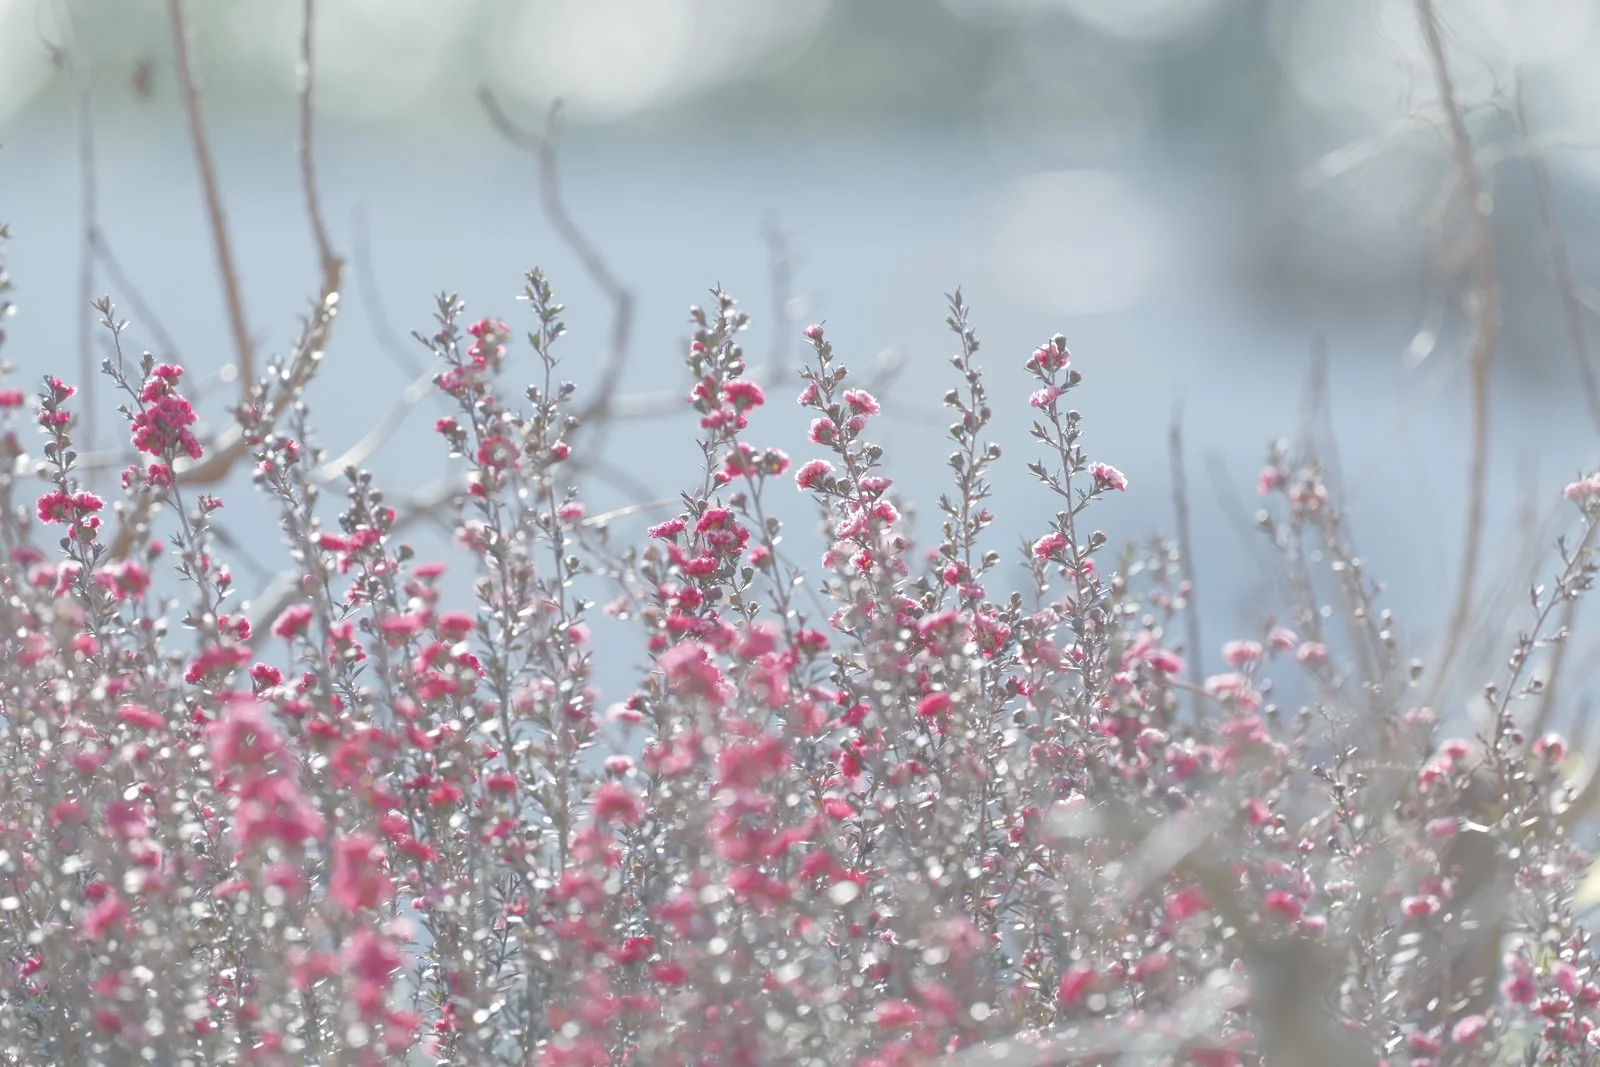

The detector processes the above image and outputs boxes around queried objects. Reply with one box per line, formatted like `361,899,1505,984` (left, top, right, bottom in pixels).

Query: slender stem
1416,0,1497,694
167,0,254,393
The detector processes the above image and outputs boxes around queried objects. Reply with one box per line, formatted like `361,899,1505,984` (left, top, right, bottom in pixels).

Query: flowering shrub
4,217,1600,1067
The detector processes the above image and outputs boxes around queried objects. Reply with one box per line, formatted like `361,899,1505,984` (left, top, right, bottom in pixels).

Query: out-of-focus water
3,112,1598,688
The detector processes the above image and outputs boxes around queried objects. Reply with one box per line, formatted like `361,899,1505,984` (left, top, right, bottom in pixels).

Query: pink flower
1165,886,1209,922
1294,641,1328,664
647,516,687,540
233,775,327,849
842,389,879,416
436,611,475,639
117,703,165,730
1450,1014,1488,1045
694,507,731,535
1550,960,1581,996
1205,672,1261,712
1401,895,1440,920
1408,1031,1443,1056
329,833,395,912
1564,474,1600,501
1089,462,1127,492
1029,385,1062,408
795,459,834,490
592,782,645,826
1424,817,1459,839
1029,340,1069,371
1532,733,1569,763
722,380,765,410
1501,956,1537,1005
131,366,203,460
1058,964,1095,1004
83,894,128,941
1221,639,1263,668
273,604,314,640
916,692,951,720
341,928,401,1020
802,323,825,342
1263,889,1302,922
1032,532,1070,560
205,699,286,778
475,434,518,470
36,490,103,526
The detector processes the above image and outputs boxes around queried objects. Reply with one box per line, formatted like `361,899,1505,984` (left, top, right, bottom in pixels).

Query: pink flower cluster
3,273,1599,1067
131,363,203,460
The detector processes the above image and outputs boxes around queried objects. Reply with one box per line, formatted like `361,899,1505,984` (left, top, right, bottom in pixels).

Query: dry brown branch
1416,0,1498,696
167,0,254,396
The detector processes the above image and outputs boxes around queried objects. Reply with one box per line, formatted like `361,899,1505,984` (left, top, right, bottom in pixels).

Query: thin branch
1204,451,1296,613
1168,402,1204,716
1416,0,1498,695
352,208,427,380
167,0,254,396
586,456,667,510
761,215,794,375
107,285,338,560
64,3,98,483
242,478,676,645
311,369,436,483
477,90,635,457
1515,84,1600,436
297,0,341,287
108,0,344,565
89,230,185,366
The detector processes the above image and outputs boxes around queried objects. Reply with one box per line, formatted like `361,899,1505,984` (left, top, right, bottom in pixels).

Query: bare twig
243,472,677,642
297,0,341,287
167,0,254,396
1416,0,1498,694
89,231,185,366
761,215,794,375
1168,402,1204,714
1515,85,1600,436
352,208,427,380
108,0,344,564
477,90,635,459
1204,452,1296,615
63,5,99,481
311,369,436,483
245,474,471,642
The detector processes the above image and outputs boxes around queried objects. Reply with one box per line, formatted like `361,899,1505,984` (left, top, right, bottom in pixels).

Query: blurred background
4,0,1600,684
